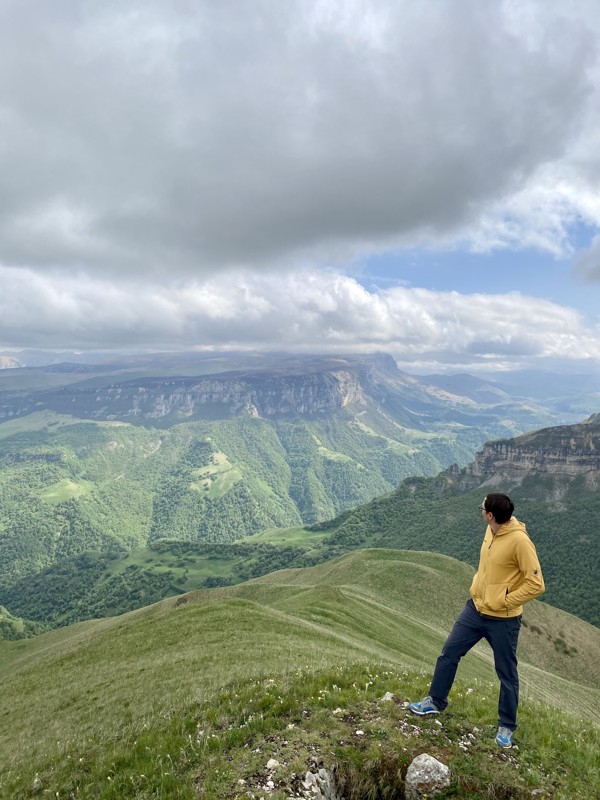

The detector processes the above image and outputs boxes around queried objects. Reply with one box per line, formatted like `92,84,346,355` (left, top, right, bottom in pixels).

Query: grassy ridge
309,474,600,626
1,549,599,798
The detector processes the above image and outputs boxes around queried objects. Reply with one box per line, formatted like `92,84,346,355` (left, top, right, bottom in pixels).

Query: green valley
1,354,599,661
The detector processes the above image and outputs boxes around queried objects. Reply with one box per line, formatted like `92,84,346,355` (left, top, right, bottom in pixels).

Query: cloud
572,234,600,281
0,1,598,276
1,266,599,368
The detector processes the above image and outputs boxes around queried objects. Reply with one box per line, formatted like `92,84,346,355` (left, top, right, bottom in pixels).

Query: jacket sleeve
506,537,545,609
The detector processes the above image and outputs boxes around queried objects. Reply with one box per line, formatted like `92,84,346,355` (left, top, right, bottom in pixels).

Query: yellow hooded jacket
470,516,545,618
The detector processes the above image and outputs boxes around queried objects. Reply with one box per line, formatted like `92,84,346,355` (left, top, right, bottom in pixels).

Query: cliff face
446,417,600,486
0,369,366,422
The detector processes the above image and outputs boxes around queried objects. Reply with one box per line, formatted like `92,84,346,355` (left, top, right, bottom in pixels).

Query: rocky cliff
0,367,367,422
0,353,577,434
445,415,600,487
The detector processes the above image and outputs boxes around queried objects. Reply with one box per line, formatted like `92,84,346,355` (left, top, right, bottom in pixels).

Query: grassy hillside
1,549,599,799
306,473,600,627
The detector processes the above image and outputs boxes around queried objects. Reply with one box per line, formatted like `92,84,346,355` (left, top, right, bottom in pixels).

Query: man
409,493,544,749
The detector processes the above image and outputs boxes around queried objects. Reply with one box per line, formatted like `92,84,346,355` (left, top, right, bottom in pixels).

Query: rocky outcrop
442,416,600,488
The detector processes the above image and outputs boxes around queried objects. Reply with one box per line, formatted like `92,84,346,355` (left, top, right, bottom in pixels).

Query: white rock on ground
404,753,451,800
291,768,342,800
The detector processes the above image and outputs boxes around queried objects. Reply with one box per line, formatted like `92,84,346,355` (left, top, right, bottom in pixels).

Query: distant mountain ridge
0,352,595,428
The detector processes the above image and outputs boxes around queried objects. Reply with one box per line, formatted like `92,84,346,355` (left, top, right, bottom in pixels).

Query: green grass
38,478,95,504
110,545,248,592
1,664,598,799
0,548,599,799
190,451,243,498
0,410,127,439
240,526,328,546
317,445,359,463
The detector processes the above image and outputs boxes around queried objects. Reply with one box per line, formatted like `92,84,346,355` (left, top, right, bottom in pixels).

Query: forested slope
0,410,471,594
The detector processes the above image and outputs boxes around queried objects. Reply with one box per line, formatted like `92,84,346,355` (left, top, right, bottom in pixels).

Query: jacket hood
493,516,526,536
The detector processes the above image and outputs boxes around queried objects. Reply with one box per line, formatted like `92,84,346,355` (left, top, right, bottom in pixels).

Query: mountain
0,549,599,799
306,413,600,626
0,352,567,427
423,367,600,418
1,353,599,633
1,352,582,601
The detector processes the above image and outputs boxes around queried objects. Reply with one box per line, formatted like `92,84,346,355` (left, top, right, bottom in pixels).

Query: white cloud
3,1,600,360
1,267,598,367
0,0,598,275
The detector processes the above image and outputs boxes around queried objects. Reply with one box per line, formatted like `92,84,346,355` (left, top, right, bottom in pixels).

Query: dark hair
483,493,514,524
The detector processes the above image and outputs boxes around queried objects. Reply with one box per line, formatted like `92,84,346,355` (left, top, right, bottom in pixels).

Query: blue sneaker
495,726,513,748
408,696,440,716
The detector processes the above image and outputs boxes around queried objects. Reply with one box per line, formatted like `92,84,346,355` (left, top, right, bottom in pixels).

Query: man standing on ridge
408,493,545,749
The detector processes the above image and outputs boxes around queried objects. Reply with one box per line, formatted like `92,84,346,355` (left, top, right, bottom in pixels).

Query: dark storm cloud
0,0,594,275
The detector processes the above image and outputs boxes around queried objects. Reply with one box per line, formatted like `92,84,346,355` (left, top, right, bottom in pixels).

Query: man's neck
490,519,502,535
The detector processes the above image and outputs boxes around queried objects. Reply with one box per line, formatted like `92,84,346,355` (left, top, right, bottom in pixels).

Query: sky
1,0,600,373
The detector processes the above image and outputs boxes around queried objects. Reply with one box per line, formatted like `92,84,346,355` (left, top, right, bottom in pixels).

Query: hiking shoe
495,726,513,748
408,696,440,716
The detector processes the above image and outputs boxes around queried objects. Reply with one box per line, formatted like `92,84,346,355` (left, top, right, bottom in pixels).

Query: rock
405,753,451,800
296,768,342,799
380,692,395,702
266,759,280,770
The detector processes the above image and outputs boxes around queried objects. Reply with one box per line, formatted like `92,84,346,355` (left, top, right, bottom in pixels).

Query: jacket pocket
482,583,508,612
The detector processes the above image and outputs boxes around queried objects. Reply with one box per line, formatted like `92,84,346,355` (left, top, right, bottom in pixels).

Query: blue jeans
429,599,522,730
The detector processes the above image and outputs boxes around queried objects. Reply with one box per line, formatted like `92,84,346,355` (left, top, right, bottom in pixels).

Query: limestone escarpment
446,416,600,486
13,369,367,422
